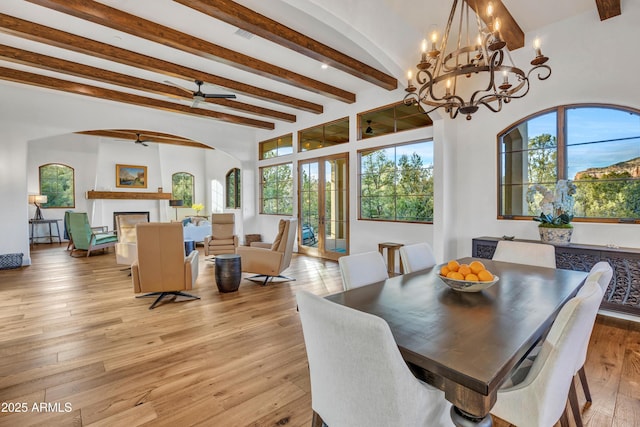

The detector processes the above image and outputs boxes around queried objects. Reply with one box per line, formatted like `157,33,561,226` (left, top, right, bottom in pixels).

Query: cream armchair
115,213,149,268
236,218,297,286
204,213,238,256
132,222,200,310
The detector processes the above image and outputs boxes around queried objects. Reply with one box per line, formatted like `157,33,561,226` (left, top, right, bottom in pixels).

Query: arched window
39,163,75,208
226,168,241,209
498,104,640,222
172,172,194,208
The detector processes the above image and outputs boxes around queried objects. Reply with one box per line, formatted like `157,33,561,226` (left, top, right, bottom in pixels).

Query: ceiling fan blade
164,80,192,94
203,93,236,99
191,97,203,108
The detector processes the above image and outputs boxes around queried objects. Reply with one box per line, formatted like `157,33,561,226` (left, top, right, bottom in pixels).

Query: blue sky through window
526,107,640,179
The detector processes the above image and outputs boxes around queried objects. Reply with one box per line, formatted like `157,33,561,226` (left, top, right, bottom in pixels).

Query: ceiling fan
164,79,236,107
117,133,150,147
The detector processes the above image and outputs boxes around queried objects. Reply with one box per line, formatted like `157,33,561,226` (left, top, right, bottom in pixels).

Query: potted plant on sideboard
527,180,577,244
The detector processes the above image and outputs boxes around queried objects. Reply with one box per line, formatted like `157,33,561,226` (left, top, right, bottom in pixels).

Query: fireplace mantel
86,191,171,200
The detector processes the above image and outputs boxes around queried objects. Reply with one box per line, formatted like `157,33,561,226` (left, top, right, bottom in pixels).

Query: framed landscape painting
116,164,147,188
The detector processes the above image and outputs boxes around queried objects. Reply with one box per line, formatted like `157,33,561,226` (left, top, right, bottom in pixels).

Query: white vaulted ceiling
0,0,617,143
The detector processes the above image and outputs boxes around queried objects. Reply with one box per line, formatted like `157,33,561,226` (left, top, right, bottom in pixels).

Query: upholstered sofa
181,216,211,243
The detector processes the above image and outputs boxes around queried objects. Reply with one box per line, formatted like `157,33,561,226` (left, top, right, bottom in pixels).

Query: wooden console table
472,236,640,316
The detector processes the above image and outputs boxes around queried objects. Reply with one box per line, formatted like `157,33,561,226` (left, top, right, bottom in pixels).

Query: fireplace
113,211,150,231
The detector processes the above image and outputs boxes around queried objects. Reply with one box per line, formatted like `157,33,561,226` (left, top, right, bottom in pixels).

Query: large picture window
359,140,434,222
260,163,293,215
226,168,241,209
499,105,640,222
172,172,194,208
39,163,75,208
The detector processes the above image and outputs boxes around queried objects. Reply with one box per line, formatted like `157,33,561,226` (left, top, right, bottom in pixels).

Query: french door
298,154,349,261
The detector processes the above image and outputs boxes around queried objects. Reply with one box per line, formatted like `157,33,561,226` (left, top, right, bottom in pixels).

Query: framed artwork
116,164,147,188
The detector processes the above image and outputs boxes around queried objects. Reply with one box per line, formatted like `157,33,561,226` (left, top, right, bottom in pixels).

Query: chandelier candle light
404,0,551,120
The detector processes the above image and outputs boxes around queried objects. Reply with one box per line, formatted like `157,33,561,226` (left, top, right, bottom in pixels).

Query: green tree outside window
261,163,293,215
39,163,75,208
172,172,194,208
226,168,241,209
360,141,434,222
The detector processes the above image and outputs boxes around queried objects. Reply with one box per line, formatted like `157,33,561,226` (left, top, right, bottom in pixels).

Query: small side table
29,219,62,246
378,242,404,275
215,254,242,293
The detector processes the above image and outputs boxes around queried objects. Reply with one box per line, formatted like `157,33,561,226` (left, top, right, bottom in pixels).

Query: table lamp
28,194,48,220
169,199,183,221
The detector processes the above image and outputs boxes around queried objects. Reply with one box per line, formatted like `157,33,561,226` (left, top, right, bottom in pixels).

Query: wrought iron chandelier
404,0,551,120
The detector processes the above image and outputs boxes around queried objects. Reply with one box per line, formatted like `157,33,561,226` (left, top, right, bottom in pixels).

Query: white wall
452,4,640,256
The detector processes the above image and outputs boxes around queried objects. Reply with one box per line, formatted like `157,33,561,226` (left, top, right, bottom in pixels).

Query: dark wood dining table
325,257,588,426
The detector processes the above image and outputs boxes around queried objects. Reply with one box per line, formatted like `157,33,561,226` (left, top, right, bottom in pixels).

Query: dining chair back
572,261,613,409
399,242,437,273
296,290,452,427
491,270,604,427
492,240,556,268
338,251,388,290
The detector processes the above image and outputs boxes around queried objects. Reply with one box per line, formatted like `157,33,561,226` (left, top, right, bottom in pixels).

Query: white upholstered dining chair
492,240,556,268
399,242,437,273
338,251,388,290
491,269,604,427
296,290,453,427
571,262,613,410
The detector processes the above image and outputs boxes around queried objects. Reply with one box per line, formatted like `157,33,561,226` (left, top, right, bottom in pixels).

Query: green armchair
67,212,118,257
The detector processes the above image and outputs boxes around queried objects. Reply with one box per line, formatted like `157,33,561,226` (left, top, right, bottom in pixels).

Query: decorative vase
538,226,573,244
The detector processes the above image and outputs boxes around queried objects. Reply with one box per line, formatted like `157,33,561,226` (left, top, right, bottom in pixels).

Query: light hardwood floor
0,245,638,427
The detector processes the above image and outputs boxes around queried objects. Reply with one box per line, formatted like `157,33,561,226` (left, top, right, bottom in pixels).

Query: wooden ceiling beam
76,130,213,149
595,0,621,21
174,0,397,91
465,0,524,50
0,66,274,130
0,45,296,123
26,0,356,103
0,13,322,114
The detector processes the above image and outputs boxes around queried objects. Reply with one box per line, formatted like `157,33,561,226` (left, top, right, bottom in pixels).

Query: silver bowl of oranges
437,260,499,292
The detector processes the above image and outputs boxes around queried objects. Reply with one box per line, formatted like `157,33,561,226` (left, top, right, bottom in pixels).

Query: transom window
299,117,349,152
359,140,434,222
498,105,640,222
39,163,75,208
172,172,194,208
260,163,293,215
259,134,293,159
358,102,432,140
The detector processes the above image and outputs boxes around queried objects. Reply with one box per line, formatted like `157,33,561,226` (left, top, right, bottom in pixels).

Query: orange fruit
458,264,471,276
465,273,479,282
447,260,460,272
447,271,464,280
477,270,494,282
440,266,450,276
470,261,486,275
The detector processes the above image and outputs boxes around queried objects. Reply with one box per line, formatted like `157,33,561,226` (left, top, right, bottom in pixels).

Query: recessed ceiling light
321,64,329,70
